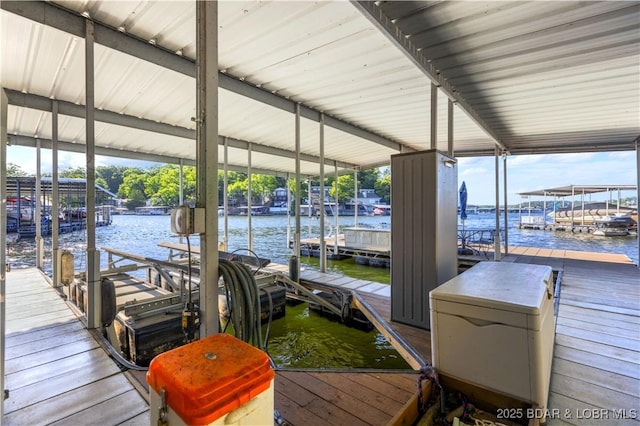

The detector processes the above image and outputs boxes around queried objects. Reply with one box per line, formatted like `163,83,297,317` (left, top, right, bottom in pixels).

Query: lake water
8,212,636,271
6,212,638,369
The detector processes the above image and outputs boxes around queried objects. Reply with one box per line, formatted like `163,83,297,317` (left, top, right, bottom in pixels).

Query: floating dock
3,246,638,425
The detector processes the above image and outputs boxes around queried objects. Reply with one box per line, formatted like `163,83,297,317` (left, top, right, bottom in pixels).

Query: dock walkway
3,268,149,426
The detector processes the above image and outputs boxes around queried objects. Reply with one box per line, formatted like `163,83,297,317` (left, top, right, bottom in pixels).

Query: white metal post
334,162,339,255
503,153,508,255
1,88,8,420
196,0,219,336
85,19,101,329
637,141,639,268
247,143,253,251
35,139,43,269
447,99,454,156
223,138,228,251
354,169,358,226
294,104,301,280
319,114,326,272
431,83,437,149
286,173,291,252
494,146,501,261
52,100,60,287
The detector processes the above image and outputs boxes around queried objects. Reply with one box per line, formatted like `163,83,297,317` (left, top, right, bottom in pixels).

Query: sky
6,145,638,206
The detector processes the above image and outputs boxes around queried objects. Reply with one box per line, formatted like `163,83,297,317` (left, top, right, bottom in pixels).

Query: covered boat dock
517,185,638,233
1,1,639,424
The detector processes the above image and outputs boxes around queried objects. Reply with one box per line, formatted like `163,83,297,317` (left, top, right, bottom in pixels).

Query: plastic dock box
147,333,274,425
430,262,556,412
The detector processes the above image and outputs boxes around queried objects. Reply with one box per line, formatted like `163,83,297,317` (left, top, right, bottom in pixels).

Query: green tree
60,167,86,179
117,168,148,205
228,178,248,203
374,170,391,204
329,174,354,203
286,178,309,200
142,164,196,206
7,163,28,177
96,165,128,195
250,174,278,204
358,168,379,190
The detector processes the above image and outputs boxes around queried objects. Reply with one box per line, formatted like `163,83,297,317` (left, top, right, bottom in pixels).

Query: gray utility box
391,149,458,330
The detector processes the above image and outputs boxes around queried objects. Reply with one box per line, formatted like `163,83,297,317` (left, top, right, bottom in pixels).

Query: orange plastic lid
147,333,274,425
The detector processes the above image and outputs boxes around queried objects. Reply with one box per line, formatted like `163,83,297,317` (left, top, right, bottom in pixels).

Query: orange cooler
147,333,274,425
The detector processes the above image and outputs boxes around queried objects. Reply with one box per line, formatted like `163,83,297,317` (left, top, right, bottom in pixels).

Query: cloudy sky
7,145,638,206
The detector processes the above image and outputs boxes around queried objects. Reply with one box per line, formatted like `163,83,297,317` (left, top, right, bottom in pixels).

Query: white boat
592,215,632,236
548,202,636,225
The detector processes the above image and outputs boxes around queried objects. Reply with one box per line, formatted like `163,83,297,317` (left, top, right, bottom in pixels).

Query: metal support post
354,168,358,226
223,138,228,251
1,88,9,420
35,139,43,269
294,105,302,280
52,100,60,287
319,114,326,272
494,146,501,261
503,152,508,255
85,19,101,329
430,83,437,149
196,0,219,336
334,162,339,255
247,143,253,251
447,99,454,156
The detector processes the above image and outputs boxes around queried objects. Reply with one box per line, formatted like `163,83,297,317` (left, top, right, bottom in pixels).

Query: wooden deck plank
3,268,149,426
275,372,370,426
557,316,640,340
552,358,639,398
288,371,392,425
547,392,639,426
6,347,109,390
347,373,416,404
555,331,639,364
550,373,639,418
553,344,640,380
48,389,149,426
558,304,640,327
4,336,100,376
275,391,330,426
3,374,136,426
3,355,121,414
116,410,151,426
5,319,85,348
556,324,640,352
5,326,95,360
307,372,405,417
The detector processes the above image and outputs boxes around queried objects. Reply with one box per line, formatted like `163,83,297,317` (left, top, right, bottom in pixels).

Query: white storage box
430,262,555,411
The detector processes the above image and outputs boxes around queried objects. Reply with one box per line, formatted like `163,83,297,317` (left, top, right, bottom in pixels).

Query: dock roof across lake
518,185,637,198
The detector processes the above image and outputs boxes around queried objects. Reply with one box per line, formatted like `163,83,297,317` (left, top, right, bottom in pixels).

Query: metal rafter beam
5,89,357,171
1,1,406,153
6,134,292,177
353,1,508,152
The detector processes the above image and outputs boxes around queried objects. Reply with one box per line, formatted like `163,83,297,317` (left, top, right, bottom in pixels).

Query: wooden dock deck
3,245,638,425
3,268,149,426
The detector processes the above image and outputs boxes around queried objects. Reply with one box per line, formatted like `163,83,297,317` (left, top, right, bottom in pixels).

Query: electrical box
170,206,205,235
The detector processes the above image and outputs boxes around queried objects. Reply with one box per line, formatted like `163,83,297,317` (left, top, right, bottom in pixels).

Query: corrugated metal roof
1,1,638,177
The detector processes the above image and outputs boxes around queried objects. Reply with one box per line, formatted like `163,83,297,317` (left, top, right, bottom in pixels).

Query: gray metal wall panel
391,149,457,329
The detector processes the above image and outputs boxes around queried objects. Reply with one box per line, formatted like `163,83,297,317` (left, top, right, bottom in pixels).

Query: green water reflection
299,256,391,285
265,303,410,370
